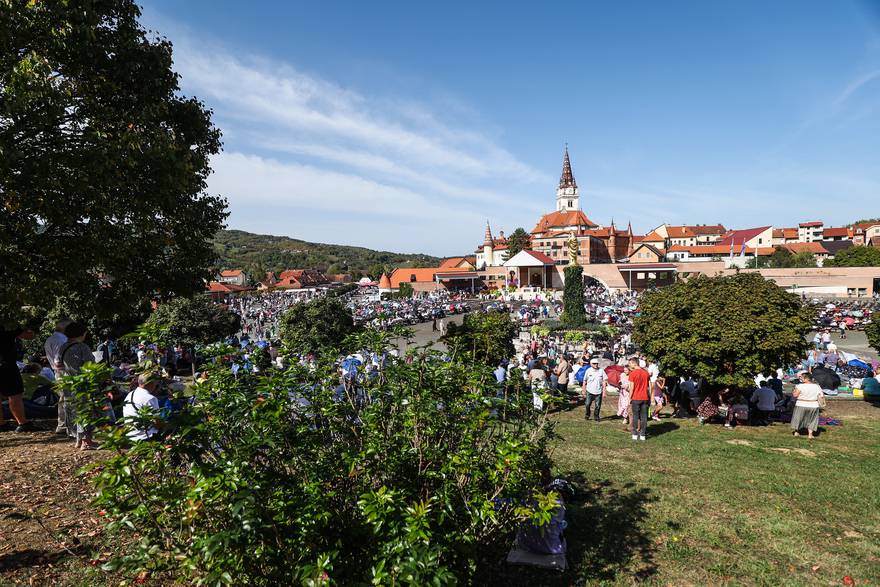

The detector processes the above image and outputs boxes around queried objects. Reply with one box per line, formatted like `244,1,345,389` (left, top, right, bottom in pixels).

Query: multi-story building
798,221,824,242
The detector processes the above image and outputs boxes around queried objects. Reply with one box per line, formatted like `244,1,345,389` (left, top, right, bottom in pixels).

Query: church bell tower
556,145,580,212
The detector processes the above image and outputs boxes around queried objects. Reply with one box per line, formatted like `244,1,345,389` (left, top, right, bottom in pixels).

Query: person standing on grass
791,372,822,439
554,353,571,395
582,357,606,421
44,319,71,435
628,358,650,441
0,327,38,433
650,374,667,421
617,365,631,428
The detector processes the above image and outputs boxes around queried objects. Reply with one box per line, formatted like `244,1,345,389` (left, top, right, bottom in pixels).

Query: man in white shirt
43,319,70,434
123,372,163,441
582,358,607,421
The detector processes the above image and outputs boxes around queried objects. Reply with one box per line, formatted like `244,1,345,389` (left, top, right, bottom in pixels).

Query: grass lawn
493,400,880,586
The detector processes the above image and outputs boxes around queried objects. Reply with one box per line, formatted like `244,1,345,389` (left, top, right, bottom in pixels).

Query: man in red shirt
627,358,650,441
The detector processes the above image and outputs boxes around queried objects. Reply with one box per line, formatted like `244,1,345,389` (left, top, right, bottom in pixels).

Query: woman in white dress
791,372,823,439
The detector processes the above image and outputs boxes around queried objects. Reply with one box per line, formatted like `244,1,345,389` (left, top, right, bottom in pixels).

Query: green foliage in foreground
561,265,587,327
279,295,356,354
72,331,555,585
213,229,441,278
443,310,518,366
746,247,818,268
824,245,880,267
633,272,813,389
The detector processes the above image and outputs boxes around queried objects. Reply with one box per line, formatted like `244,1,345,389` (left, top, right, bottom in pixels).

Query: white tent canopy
503,250,553,268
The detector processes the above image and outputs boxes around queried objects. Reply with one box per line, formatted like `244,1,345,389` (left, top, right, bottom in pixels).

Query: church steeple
483,221,494,246
559,145,577,189
556,145,580,212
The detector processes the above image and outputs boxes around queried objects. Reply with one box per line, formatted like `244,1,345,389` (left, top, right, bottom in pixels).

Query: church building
475,146,635,268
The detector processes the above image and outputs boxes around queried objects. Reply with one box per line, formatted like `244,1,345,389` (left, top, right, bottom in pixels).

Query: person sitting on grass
750,380,777,426
122,371,165,442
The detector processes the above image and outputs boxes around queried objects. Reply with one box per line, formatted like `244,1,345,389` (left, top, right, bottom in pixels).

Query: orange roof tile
783,242,829,254
822,227,850,238
531,210,597,234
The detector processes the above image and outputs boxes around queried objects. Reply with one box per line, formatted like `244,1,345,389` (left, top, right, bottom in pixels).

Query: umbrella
810,366,841,390
605,364,625,387
848,358,870,370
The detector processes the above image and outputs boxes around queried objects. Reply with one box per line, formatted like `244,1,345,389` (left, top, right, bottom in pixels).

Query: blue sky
141,0,880,255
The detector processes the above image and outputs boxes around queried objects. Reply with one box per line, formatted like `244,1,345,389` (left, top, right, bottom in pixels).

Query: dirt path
0,425,110,585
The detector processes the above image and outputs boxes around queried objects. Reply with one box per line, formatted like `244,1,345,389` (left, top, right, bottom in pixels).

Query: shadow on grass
646,421,679,437
481,474,658,585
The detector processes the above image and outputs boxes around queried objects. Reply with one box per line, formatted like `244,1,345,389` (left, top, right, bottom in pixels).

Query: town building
216,269,248,286
798,221,825,243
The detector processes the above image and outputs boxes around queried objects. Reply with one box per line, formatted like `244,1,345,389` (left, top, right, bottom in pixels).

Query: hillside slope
213,229,442,277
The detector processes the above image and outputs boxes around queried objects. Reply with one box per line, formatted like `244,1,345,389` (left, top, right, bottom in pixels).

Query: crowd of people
2,286,878,448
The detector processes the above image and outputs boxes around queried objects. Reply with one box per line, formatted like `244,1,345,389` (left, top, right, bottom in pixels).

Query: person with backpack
58,322,99,450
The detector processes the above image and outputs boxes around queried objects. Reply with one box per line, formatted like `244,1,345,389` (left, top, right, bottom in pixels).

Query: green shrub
561,266,587,327
73,330,555,585
443,311,519,366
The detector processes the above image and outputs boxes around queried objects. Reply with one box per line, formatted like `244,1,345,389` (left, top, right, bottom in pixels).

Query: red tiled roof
667,244,775,256
378,273,392,289
531,210,597,234
718,226,772,246
206,281,249,293
641,230,665,242
389,267,471,285
854,221,880,231
798,221,823,228
439,256,476,268
219,269,244,277
823,227,850,238
784,242,829,255
523,250,555,265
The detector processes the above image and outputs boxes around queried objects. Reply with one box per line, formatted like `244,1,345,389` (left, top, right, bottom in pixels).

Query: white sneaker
639,436,646,441
631,434,638,441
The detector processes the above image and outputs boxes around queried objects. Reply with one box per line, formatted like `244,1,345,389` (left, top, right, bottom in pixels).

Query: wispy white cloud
156,32,550,254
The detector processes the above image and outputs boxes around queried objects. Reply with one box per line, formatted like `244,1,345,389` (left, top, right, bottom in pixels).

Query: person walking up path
582,358,606,421
627,358,650,441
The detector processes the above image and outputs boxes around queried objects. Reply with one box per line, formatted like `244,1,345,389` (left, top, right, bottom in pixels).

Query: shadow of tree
0,548,77,573
479,474,657,585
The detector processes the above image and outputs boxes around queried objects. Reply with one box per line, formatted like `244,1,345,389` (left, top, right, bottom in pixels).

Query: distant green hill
213,229,442,279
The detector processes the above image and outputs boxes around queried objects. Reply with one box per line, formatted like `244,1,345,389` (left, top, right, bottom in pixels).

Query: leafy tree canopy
633,272,813,389
279,296,356,354
1,0,227,326
443,311,518,366
824,246,880,267
561,265,587,327
143,295,240,350
504,227,532,259
746,248,817,269
848,218,880,227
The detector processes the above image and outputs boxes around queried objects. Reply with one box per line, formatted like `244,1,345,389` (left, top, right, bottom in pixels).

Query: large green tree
279,296,356,354
824,246,880,267
633,272,813,389
145,296,240,350
503,227,531,259
561,265,587,327
1,0,227,326
443,311,518,366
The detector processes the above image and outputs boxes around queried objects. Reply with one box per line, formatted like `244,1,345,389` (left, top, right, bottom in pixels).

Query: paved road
809,330,877,361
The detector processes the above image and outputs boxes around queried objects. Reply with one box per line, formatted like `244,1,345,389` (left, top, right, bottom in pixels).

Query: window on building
568,200,573,208
410,274,416,282
637,272,645,279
